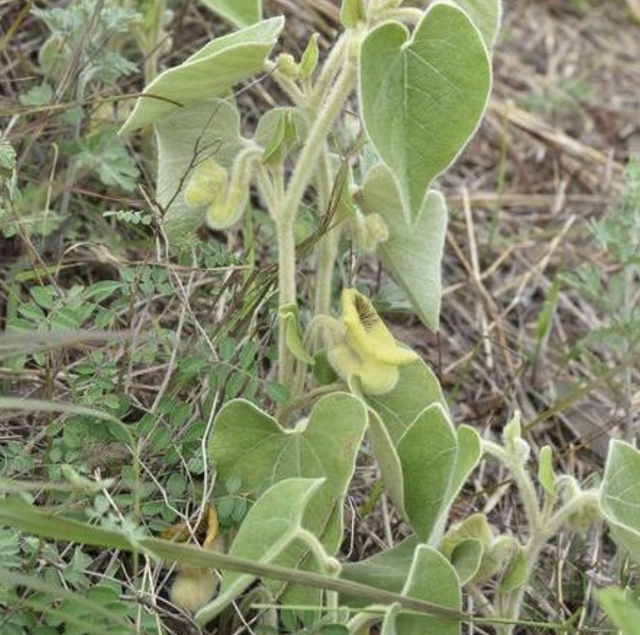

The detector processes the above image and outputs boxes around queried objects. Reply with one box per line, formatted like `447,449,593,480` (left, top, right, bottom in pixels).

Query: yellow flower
328,289,418,395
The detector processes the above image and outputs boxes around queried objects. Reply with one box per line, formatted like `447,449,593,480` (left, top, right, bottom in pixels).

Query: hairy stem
486,436,601,635
275,34,359,388
314,147,339,316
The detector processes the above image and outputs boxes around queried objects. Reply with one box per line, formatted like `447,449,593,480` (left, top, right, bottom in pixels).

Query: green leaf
597,587,640,635
601,440,640,563
196,0,262,27
265,381,291,404
119,17,284,133
208,393,368,552
280,304,314,365
397,404,458,542
340,536,418,606
155,99,247,247
383,545,461,635
366,359,446,445
447,0,502,48
538,445,555,496
195,478,324,622
341,0,367,28
441,513,498,584
254,107,307,163
440,425,482,531
300,34,320,79
449,539,483,585
359,165,447,331
499,545,528,592
359,2,491,223
367,409,405,517
0,528,21,569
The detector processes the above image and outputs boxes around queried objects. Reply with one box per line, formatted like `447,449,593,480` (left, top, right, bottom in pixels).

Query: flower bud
170,568,219,614
351,211,389,253
277,53,299,78
184,158,227,209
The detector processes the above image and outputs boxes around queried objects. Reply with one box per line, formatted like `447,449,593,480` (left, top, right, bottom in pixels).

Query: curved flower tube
327,289,418,394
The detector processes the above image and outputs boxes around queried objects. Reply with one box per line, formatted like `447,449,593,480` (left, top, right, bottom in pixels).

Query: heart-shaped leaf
197,0,262,28
208,393,367,553
382,545,461,635
397,404,458,542
120,17,284,134
195,478,323,623
155,99,247,247
449,539,483,585
358,164,447,331
442,514,500,584
367,409,405,517
366,359,446,445
359,2,491,223
340,536,419,606
446,0,502,48
601,440,640,563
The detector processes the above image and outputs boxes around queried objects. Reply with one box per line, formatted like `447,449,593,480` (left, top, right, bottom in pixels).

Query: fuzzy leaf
359,164,448,331
500,545,528,592
538,446,555,496
155,99,247,247
598,587,640,635
397,404,458,542
208,393,367,552
601,440,640,563
449,539,483,585
382,545,461,635
195,478,323,622
340,536,419,606
120,17,284,133
359,2,491,223
366,359,446,445
449,0,502,48
367,409,405,517
197,0,262,28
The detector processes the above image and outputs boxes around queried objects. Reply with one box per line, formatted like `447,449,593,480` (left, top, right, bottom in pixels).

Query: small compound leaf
195,478,323,623
366,359,447,445
396,545,461,635
601,441,640,563
358,165,447,331
120,17,284,133
155,99,247,247
397,404,458,542
359,2,491,223
196,0,262,28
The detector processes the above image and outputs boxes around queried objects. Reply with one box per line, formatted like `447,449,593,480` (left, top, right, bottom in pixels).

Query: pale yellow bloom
328,289,418,395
